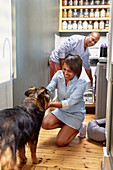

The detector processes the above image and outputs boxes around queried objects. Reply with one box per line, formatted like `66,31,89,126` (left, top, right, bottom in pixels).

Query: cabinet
59,0,110,32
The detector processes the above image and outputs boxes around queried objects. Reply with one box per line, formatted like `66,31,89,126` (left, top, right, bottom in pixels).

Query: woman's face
62,63,75,82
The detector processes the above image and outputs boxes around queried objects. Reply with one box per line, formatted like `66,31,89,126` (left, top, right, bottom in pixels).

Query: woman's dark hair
63,54,82,78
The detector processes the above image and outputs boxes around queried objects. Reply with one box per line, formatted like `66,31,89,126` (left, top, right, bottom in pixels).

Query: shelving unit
59,0,110,32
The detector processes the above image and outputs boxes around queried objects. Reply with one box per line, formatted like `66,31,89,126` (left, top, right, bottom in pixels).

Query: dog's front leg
18,146,27,164
28,140,42,164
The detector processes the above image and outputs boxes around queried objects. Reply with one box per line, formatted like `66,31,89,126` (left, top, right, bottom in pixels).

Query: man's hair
63,54,82,78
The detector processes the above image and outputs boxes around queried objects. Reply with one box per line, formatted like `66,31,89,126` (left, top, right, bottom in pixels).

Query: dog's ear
25,87,37,96
37,89,45,99
37,87,49,99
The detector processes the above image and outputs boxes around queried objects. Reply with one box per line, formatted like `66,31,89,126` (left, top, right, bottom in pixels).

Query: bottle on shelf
107,0,110,5
68,9,73,18
100,9,106,17
79,9,84,18
78,21,83,29
62,21,68,29
83,20,88,29
90,9,94,18
73,0,78,6
68,0,73,6
106,8,110,17
105,20,109,29
95,9,100,18
88,21,93,29
94,21,99,29
73,9,78,17
95,0,100,5
90,0,94,5
62,0,68,6
79,0,83,6
101,0,105,5
68,21,73,29
73,21,78,29
84,0,89,5
84,9,89,18
63,9,67,18
99,21,105,29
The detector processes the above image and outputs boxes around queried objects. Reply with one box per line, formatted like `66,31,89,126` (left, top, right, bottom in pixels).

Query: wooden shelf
85,102,95,107
62,5,110,9
59,29,109,32
59,0,110,33
62,17,109,21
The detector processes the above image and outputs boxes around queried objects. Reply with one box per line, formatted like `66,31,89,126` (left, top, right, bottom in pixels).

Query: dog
0,87,50,170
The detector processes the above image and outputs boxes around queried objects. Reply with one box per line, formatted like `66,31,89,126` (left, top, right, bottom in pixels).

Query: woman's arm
47,101,62,110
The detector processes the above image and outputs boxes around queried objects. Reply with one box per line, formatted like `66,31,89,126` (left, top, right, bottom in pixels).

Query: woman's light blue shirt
46,70,87,131
46,70,86,113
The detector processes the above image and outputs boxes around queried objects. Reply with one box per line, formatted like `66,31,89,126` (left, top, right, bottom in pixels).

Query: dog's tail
0,131,17,170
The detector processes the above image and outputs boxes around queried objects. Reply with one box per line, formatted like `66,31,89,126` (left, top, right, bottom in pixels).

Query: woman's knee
42,118,53,129
56,137,67,147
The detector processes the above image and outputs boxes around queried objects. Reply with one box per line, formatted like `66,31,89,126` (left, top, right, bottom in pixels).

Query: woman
42,54,87,146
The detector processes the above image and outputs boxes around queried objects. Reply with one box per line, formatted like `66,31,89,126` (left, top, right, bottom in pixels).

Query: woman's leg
42,113,64,130
42,113,79,146
56,125,79,146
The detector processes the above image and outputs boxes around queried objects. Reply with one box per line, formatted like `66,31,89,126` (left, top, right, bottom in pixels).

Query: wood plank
17,114,103,170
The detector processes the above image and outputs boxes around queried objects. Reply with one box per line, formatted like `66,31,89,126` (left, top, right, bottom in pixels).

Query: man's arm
85,69,93,87
59,58,64,69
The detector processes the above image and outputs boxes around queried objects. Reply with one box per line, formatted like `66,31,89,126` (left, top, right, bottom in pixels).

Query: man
49,32,100,86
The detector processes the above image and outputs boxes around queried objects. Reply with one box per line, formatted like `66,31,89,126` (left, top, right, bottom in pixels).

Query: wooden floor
18,114,103,170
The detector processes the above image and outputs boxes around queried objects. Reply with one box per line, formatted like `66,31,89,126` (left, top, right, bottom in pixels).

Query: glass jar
84,0,88,5
106,8,110,17
78,21,83,29
79,9,84,18
90,0,94,5
95,0,100,5
99,21,104,29
83,21,88,29
101,0,105,5
73,0,78,6
73,9,78,17
84,9,89,18
68,9,73,18
90,9,94,18
62,21,68,29
73,21,78,29
105,20,109,29
68,0,73,6
62,0,68,6
95,9,100,18
79,0,83,6
94,21,99,29
100,9,106,17
68,21,73,29
63,9,67,18
107,0,110,5
88,21,93,29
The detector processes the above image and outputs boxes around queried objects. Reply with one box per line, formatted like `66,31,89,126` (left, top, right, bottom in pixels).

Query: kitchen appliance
99,43,108,63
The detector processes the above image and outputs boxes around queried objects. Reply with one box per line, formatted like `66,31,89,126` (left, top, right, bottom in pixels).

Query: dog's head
24,87,50,112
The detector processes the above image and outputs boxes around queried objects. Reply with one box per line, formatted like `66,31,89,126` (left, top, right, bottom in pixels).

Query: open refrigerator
103,0,113,169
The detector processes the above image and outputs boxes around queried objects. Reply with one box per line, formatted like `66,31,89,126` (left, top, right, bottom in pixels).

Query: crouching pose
42,54,87,146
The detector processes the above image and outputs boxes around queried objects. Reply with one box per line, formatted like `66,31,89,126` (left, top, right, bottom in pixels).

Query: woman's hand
46,101,62,110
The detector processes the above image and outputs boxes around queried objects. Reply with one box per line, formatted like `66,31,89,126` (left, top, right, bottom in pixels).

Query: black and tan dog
0,87,50,170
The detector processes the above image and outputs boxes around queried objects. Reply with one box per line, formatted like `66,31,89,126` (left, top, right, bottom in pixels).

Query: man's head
84,32,100,48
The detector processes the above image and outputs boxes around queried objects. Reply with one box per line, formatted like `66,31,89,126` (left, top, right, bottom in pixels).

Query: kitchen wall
13,0,59,105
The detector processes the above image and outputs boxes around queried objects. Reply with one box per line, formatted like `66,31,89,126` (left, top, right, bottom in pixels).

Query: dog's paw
19,157,27,164
32,157,43,164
